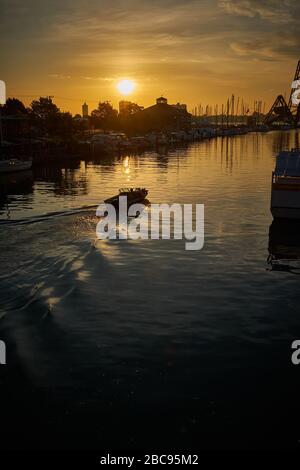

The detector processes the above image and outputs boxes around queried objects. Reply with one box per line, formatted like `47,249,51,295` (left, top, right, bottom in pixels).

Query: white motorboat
0,158,32,174
271,149,300,219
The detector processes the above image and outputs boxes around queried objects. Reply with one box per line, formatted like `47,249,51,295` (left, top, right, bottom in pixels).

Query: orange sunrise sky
1,0,300,114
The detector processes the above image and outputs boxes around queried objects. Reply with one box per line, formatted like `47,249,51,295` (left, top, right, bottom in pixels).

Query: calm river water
1,131,300,450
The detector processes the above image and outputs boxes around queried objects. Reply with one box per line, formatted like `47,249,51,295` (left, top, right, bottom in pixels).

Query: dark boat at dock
0,158,32,174
104,187,148,208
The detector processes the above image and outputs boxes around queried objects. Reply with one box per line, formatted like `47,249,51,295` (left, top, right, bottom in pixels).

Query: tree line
0,97,143,141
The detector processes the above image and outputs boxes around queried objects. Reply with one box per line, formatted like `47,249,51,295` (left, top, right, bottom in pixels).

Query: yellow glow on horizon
117,79,136,96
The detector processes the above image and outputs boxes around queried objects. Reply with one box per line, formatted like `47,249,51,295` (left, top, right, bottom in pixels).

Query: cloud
49,74,71,80
230,30,300,59
2,0,300,113
218,0,298,23
82,76,115,82
36,0,232,72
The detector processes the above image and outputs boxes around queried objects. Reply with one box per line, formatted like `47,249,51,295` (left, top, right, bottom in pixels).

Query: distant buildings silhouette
87,96,191,133
82,102,89,118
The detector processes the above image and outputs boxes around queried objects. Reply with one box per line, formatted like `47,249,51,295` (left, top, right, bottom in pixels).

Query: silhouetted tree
119,102,143,116
54,112,73,139
73,115,89,135
1,98,28,116
90,101,118,130
30,97,59,120
118,102,143,134
0,98,29,141
29,97,75,138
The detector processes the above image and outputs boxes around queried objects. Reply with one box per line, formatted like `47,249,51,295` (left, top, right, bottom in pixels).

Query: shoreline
0,124,282,165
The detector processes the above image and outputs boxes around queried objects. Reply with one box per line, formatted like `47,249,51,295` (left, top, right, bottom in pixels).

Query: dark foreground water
1,131,300,450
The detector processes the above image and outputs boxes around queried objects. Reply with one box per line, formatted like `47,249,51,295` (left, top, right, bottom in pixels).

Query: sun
117,79,136,96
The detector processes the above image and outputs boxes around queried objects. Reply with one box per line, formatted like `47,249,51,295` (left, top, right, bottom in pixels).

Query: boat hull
0,160,32,174
271,184,300,219
105,196,148,210
104,189,148,209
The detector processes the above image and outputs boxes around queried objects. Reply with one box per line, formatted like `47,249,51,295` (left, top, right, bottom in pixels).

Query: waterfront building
132,96,191,132
171,102,187,112
156,96,168,105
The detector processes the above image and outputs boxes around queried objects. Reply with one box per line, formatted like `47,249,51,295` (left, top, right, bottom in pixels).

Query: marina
2,0,300,453
1,130,300,449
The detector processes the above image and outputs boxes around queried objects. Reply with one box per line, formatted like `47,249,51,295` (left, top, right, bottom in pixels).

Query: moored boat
0,158,32,174
271,149,300,219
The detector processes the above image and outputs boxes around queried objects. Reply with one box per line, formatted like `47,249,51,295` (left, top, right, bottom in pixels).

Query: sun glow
117,79,136,96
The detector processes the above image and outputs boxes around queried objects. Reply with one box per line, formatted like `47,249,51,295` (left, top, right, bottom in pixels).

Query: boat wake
0,204,99,226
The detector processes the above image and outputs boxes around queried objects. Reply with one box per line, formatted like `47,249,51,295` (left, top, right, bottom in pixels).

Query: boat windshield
275,150,300,177
119,188,144,194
